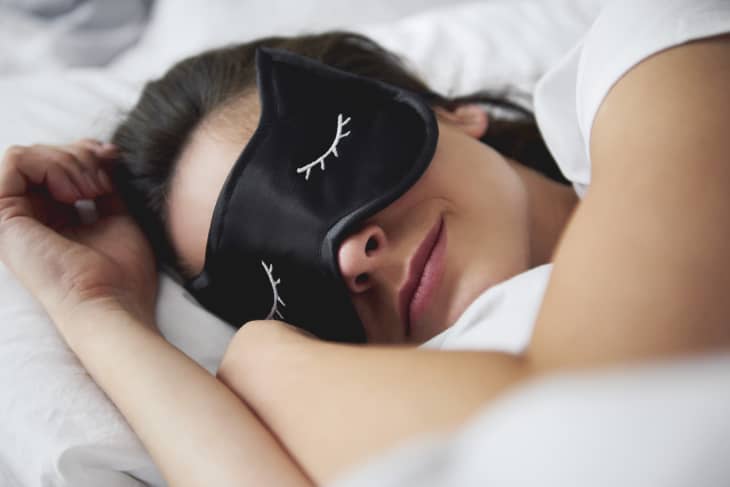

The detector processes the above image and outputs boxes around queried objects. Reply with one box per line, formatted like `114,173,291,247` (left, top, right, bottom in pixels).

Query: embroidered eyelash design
296,113,352,180
261,260,286,320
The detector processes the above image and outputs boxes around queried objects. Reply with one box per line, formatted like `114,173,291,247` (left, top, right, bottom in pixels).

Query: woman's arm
59,308,313,487
528,34,730,368
0,141,313,487
217,35,730,486
217,322,531,485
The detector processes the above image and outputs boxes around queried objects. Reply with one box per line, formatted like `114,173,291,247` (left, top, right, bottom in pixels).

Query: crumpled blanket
0,0,152,74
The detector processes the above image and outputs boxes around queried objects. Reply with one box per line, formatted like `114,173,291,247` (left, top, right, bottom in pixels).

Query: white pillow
0,0,150,75
0,69,138,153
107,0,480,82
0,1,606,485
357,0,607,104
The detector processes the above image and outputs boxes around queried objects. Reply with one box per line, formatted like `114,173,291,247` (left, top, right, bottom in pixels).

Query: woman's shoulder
527,33,730,369
590,32,730,183
576,0,730,148
534,0,730,196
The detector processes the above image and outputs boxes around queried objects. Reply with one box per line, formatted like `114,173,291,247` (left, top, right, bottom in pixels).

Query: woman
110,32,578,345
1,1,729,485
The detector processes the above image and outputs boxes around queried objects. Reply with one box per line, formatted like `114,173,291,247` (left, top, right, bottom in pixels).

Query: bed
2,1,729,486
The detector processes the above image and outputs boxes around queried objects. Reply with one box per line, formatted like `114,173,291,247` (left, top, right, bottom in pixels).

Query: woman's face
168,102,532,344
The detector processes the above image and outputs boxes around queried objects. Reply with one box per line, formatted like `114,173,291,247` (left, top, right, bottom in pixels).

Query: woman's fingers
1,140,119,228
27,144,98,201
45,163,84,204
64,140,119,168
7,143,116,203
76,140,119,193
61,142,118,197
76,138,119,158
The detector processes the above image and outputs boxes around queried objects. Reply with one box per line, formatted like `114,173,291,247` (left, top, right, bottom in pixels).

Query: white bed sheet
0,0,151,74
0,1,608,485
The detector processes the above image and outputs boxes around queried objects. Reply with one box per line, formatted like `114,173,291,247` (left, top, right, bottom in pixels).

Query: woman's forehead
166,109,259,276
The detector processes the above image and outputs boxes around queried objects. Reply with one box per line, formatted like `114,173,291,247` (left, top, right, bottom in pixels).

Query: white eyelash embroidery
296,113,352,180
261,260,286,320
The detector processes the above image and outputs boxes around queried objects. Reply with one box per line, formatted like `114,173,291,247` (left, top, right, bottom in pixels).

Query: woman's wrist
54,297,159,352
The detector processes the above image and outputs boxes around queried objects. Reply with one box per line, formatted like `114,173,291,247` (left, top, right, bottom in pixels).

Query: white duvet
333,352,730,487
13,0,720,486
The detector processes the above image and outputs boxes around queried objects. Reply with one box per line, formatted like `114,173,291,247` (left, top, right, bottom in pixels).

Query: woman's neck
509,159,579,267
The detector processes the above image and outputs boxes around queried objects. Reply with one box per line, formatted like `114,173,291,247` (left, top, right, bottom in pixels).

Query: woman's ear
433,104,489,139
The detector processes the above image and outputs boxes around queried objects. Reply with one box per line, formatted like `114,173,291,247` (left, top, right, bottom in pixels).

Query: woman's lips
398,216,446,338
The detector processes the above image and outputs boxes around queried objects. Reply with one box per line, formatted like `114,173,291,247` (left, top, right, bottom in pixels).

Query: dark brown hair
110,31,567,281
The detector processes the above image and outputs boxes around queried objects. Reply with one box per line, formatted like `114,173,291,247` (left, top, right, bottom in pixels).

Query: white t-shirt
421,264,552,353
422,0,730,353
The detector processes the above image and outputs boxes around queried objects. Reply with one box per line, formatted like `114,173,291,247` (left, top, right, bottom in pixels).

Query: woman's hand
0,139,158,333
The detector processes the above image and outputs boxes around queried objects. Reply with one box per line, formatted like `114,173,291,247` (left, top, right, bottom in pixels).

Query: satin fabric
186,47,438,342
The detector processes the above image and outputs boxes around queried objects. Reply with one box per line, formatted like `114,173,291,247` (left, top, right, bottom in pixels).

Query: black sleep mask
184,47,438,342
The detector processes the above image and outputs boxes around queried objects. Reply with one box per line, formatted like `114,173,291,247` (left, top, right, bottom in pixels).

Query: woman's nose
337,224,387,293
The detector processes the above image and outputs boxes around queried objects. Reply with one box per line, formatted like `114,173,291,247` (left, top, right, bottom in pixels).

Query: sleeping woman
1,1,729,485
